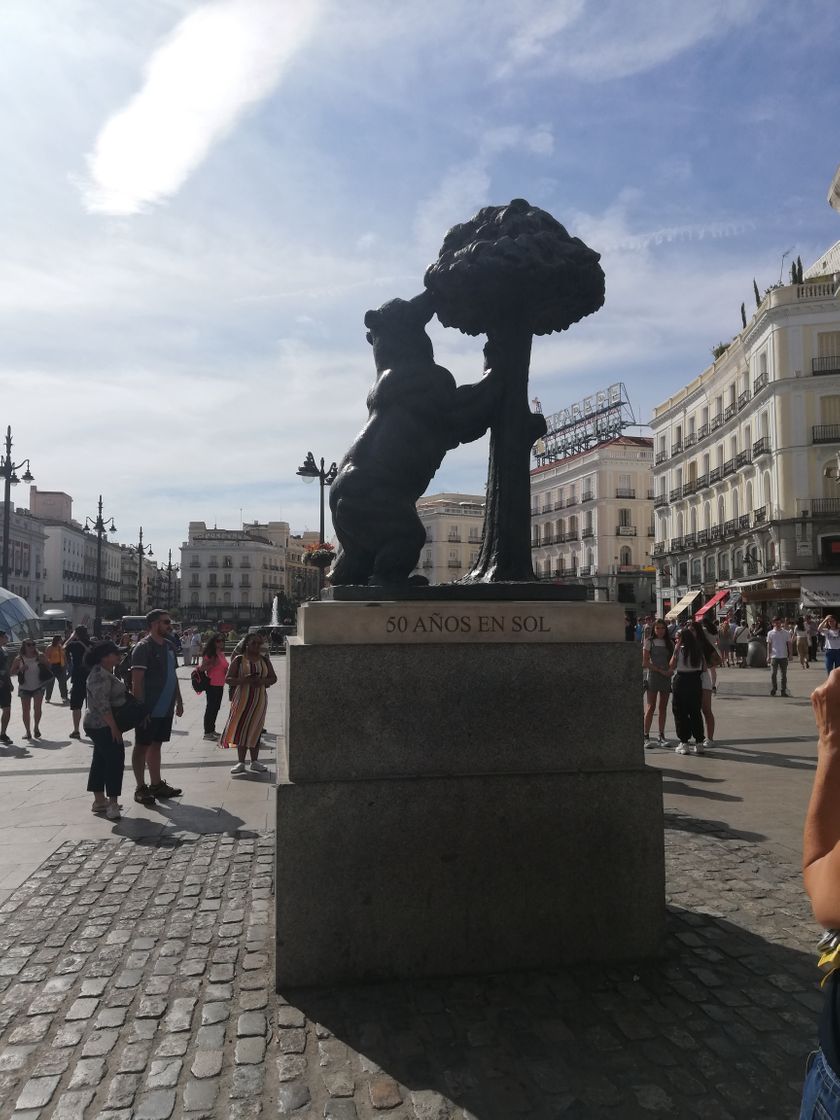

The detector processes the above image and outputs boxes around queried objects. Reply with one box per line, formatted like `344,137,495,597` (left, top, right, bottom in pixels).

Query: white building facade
180,521,288,628
412,493,485,584
530,436,656,607
0,507,46,612
652,265,840,620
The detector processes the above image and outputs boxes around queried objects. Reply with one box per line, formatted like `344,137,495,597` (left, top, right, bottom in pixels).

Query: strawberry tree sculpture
424,198,605,582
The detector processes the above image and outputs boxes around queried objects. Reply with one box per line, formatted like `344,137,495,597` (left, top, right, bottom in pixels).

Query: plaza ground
0,656,829,1117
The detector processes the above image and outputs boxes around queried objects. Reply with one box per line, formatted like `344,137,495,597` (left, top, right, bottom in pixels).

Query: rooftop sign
534,383,636,464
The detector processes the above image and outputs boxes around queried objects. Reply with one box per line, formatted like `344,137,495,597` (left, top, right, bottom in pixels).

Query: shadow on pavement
664,812,767,843
284,907,816,1119
0,744,31,759
661,778,742,803
143,800,247,835
713,745,816,771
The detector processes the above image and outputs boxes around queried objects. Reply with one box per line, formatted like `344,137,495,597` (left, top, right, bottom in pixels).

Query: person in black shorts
130,609,184,806
0,631,13,745
64,626,91,739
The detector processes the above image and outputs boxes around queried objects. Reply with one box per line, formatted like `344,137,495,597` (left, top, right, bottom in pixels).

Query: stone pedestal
276,599,665,988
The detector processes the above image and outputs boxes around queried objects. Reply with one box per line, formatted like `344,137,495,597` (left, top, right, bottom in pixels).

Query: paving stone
237,1011,266,1038
201,1002,229,1025
105,1073,140,1109
15,1075,62,1108
52,1089,95,1119
277,1055,308,1082
277,1027,306,1053
235,1035,267,1064
196,1024,227,1049
134,1089,177,1119
323,1069,355,1097
239,989,268,1011
0,1047,35,1072
192,1049,224,1078
276,1005,306,1028
277,1079,312,1114
164,997,196,1032
229,1064,264,1098
95,1006,128,1029
183,1076,219,1113
138,997,168,1019
324,1099,359,1120
118,1042,151,1073
146,1058,182,1089
81,1028,120,1057
52,1024,85,1048
154,1033,189,1058
8,1016,51,1043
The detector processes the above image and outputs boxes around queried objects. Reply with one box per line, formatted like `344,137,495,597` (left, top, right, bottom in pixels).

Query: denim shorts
801,1049,840,1118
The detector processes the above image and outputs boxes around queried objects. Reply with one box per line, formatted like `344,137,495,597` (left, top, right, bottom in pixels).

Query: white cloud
82,0,321,215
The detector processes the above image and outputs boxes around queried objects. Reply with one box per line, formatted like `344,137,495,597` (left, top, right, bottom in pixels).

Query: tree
424,199,604,581
740,302,746,329
753,278,761,307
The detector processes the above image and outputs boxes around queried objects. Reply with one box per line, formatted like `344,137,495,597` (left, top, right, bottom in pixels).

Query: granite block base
276,768,664,988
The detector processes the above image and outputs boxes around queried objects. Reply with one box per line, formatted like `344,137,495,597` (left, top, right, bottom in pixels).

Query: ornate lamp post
1,426,34,591
134,528,153,614
166,549,179,609
296,452,337,589
82,496,117,638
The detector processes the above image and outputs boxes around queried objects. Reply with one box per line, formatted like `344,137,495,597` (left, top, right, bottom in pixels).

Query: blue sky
2,0,840,564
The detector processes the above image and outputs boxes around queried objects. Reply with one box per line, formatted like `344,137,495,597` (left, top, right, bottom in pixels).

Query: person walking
0,631,12,746
130,610,184,806
767,616,793,695
669,625,707,755
795,615,811,669
701,617,721,693
718,617,734,667
220,633,276,774
820,615,840,677
44,636,68,702
808,614,821,664
733,619,750,667
692,620,721,749
64,626,91,739
83,641,128,822
10,639,51,740
188,629,202,667
199,633,229,741
642,619,673,748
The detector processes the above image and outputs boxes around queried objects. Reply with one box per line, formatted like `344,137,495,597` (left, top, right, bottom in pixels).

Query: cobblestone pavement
0,807,823,1119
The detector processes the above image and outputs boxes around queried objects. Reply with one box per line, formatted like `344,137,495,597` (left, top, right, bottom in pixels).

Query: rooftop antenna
779,246,794,285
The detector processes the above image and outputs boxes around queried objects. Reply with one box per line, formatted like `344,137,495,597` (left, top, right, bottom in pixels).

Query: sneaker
703,738,714,749
148,781,182,799
0,734,12,745
689,740,705,755
643,735,653,749
134,784,155,806
105,804,121,821
658,736,669,747
202,732,217,741
91,803,108,815
770,690,776,697
230,762,247,775
249,760,268,773
782,690,791,697
675,743,690,755
69,731,81,739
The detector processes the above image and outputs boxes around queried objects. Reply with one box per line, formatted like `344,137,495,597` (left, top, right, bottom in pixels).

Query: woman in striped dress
220,634,277,775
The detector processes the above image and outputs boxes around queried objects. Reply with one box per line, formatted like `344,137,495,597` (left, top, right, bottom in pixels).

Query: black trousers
204,685,224,733
671,672,705,744
86,726,125,797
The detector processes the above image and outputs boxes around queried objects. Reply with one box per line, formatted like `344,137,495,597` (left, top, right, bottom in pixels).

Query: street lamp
1,426,34,591
82,496,117,638
296,451,337,589
133,528,153,614
166,548,179,609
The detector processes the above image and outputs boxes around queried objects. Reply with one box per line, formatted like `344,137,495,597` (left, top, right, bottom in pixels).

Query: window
619,546,632,566
241,591,249,603
718,554,729,577
209,592,217,605
191,592,199,605
223,591,231,604
223,556,233,568
618,508,631,527
208,574,217,587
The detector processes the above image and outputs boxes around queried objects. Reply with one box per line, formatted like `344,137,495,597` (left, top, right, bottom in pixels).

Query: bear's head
364,292,435,370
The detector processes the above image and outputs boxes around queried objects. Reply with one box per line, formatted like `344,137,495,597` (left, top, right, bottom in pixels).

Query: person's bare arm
803,671,840,926
131,668,145,704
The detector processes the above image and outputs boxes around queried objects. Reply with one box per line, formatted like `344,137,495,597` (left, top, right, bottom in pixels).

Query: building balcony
694,472,709,490
722,458,735,477
683,532,696,548
710,413,723,432
724,402,737,421
655,450,668,465
723,518,737,537
189,560,200,568
447,561,461,568
616,526,637,536
553,501,565,511
581,528,594,539
813,424,840,444
653,494,668,509
578,565,593,577
737,389,751,411
732,563,745,579
565,530,579,541
565,496,578,508
738,514,751,531
813,355,840,376
669,536,684,552
710,525,722,542
615,488,636,498
753,371,769,394
735,449,752,468
652,542,665,556
671,442,683,457
581,491,594,503
798,497,840,516
697,529,709,545
684,433,697,450
697,422,709,440
670,486,683,502
682,480,697,497
708,466,721,484
753,436,772,458
647,526,655,536
753,505,767,524
447,534,462,543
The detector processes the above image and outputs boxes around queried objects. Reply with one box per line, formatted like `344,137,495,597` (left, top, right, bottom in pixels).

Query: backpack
191,667,208,694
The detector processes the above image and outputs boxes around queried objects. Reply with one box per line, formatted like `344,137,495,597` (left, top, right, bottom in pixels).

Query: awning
800,575,840,608
665,590,701,621
695,589,730,620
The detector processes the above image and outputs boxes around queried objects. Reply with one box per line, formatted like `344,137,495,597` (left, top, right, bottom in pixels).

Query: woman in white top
819,615,840,676
9,639,51,741
669,626,708,755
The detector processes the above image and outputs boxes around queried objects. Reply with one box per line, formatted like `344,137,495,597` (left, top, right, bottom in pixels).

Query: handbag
191,667,209,694
113,695,147,732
